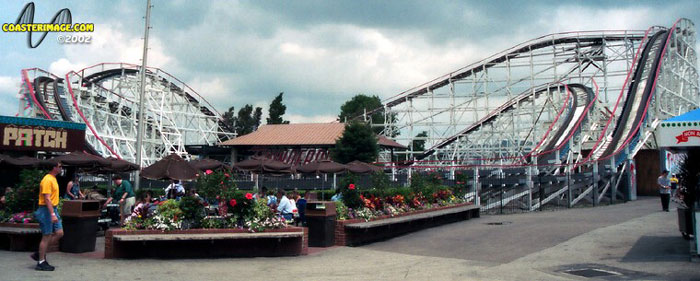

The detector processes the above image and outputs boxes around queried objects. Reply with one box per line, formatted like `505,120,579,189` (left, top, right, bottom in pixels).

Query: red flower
229,199,237,207
205,169,213,175
224,173,230,178
220,181,224,185
173,215,178,221
349,184,355,190
245,193,253,200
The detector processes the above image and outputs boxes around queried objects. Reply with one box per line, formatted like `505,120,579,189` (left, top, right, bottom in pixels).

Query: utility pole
134,0,152,190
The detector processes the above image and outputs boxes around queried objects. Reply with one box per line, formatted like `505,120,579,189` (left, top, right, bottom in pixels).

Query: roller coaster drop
367,19,697,211
18,63,235,166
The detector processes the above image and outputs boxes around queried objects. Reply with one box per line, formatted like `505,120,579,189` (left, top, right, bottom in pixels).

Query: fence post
474,167,480,206
567,164,572,208
593,163,599,206
527,166,534,211
610,158,616,205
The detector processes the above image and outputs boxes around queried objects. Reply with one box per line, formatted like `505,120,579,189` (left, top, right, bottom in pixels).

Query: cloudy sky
0,0,698,123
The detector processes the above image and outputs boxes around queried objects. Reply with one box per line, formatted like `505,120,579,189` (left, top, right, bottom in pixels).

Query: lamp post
134,0,152,190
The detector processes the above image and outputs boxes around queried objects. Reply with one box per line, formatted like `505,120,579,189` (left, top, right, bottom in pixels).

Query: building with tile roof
219,123,405,165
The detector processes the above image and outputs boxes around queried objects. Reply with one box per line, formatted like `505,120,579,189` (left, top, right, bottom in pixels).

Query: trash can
305,201,336,247
60,200,100,253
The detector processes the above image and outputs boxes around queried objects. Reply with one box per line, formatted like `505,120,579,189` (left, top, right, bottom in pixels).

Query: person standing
103,175,135,226
64,174,84,200
658,170,672,212
32,162,64,271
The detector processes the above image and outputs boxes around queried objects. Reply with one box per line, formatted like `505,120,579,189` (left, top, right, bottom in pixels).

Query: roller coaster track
367,19,697,212
19,64,235,166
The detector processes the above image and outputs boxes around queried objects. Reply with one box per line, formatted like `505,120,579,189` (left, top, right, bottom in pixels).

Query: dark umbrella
106,157,140,172
5,156,55,168
189,158,229,172
140,153,198,181
233,157,292,173
48,150,110,168
81,157,139,174
295,160,347,174
346,160,383,174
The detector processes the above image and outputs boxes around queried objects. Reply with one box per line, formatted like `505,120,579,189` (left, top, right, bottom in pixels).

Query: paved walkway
0,196,697,280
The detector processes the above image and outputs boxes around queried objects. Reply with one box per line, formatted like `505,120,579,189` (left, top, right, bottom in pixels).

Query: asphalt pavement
0,196,697,280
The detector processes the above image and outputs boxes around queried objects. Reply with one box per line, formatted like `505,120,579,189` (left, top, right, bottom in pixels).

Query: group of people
256,187,308,225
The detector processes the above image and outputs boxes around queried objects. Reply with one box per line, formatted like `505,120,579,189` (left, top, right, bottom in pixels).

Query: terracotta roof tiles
219,123,406,149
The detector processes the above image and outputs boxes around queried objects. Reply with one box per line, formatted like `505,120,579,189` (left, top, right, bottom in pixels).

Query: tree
411,131,428,153
234,104,263,135
331,121,379,164
338,94,397,136
267,92,289,124
222,106,236,131
253,107,263,129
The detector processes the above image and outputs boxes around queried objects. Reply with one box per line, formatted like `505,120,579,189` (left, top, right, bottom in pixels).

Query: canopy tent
658,108,700,148
141,153,198,181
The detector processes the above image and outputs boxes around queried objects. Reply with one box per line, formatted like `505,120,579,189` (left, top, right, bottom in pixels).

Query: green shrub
201,216,225,229
196,170,236,202
179,196,205,227
342,185,362,209
6,169,45,213
335,200,349,220
370,172,394,190
229,190,256,220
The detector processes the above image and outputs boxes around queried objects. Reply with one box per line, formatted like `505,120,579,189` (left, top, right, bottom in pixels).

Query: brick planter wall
105,226,307,259
0,222,60,252
334,203,479,246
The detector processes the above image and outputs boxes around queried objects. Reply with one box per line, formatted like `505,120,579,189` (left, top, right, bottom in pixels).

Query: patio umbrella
140,153,198,181
5,156,55,168
294,160,347,174
233,157,292,173
189,158,229,172
106,157,140,172
346,160,383,174
48,150,110,168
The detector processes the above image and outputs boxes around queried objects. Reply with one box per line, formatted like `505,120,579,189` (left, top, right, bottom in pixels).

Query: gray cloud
1,0,697,122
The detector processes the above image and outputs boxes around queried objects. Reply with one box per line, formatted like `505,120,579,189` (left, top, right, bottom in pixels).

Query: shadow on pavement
620,235,689,262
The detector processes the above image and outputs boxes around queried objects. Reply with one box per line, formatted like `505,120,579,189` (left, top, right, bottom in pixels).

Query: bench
340,204,480,246
106,228,307,259
0,226,42,251
113,232,302,242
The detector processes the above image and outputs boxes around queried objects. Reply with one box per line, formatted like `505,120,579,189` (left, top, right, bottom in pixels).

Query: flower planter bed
105,226,308,259
335,203,479,246
0,223,59,252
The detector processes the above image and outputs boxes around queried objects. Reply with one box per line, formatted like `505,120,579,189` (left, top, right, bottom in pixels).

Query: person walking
32,162,64,271
657,170,672,212
103,175,135,226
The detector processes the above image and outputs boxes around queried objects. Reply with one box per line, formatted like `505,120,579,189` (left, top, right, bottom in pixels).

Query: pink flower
205,169,213,175
229,199,237,207
349,184,355,190
245,193,253,200
224,173,230,178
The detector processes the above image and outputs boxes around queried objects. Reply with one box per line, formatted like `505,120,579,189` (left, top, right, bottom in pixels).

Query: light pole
134,0,152,190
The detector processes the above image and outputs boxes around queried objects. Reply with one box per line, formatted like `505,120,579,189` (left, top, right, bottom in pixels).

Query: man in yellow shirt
32,162,64,271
